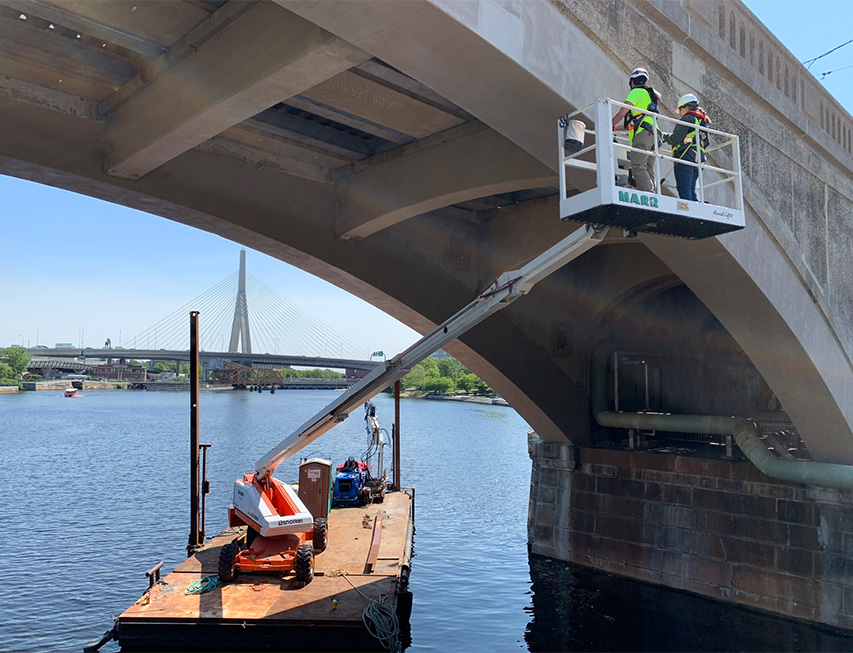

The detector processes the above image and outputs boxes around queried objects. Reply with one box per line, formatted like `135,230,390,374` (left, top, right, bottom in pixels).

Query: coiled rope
185,575,222,595
337,571,400,651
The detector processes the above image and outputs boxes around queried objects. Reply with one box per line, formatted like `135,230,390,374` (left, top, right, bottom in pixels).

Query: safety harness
623,86,659,135
684,109,710,149
668,109,710,169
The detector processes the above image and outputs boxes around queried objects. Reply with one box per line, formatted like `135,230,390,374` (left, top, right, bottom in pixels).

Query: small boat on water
64,388,79,398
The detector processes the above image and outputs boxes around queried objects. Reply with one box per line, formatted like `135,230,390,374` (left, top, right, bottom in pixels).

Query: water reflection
525,555,853,652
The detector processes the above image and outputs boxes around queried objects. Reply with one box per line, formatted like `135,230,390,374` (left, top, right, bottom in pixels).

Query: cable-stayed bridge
30,250,380,375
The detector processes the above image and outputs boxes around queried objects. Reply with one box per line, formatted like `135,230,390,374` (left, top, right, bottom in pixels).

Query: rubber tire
313,518,327,554
218,542,239,583
294,544,314,585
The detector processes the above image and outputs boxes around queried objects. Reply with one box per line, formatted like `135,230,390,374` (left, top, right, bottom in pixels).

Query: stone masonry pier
529,434,853,629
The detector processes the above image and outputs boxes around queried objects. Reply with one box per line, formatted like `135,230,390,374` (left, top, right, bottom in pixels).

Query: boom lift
221,98,745,586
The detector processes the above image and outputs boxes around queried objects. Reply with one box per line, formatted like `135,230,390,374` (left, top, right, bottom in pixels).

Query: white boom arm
254,224,607,482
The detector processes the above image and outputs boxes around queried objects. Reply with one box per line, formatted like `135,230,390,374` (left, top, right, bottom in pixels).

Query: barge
114,490,414,651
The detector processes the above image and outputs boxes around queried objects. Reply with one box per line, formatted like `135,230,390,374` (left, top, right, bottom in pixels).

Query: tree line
0,347,31,387
400,356,493,396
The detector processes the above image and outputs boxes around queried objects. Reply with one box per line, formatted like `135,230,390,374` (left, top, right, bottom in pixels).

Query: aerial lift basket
558,97,745,239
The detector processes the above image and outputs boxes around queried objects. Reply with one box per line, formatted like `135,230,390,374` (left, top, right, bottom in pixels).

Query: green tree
471,377,493,396
437,357,468,381
422,376,456,394
2,346,31,378
0,362,15,379
401,357,439,389
456,373,480,393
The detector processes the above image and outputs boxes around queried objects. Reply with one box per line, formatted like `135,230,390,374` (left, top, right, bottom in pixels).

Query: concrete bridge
2,0,852,629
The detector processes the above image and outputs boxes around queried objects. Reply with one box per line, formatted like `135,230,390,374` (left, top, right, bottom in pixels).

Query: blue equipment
332,458,367,506
331,402,389,507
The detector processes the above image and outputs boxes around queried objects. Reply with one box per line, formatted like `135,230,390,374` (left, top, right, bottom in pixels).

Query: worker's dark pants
674,146,703,201
674,162,698,201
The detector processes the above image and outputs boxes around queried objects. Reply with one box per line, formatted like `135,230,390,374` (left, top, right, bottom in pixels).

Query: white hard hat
629,67,649,81
677,93,699,108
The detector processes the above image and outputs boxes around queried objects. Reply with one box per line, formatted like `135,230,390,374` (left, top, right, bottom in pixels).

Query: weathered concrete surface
334,124,556,239
1,0,852,629
104,2,370,179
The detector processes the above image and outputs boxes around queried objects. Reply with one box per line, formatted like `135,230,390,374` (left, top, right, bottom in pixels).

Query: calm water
1,390,852,652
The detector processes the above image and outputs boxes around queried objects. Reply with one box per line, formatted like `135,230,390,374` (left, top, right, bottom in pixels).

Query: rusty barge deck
115,490,414,651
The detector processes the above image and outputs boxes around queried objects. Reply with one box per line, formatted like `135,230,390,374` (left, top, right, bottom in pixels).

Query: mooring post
394,380,401,491
188,311,202,556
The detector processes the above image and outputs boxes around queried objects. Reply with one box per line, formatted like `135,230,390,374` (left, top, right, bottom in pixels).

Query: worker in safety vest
611,68,661,192
662,93,711,202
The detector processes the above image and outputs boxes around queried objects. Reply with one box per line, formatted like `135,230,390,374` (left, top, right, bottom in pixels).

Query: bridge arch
0,0,850,463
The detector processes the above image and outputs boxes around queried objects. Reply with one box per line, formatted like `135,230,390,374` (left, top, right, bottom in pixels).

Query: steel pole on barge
188,311,202,556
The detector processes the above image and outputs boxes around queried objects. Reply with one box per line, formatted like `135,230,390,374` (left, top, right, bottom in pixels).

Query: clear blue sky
744,0,853,111
1,2,848,354
0,177,419,355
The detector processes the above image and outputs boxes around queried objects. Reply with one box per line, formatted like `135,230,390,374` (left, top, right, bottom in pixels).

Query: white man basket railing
558,97,745,239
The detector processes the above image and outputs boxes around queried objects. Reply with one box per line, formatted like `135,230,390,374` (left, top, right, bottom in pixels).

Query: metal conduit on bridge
590,346,853,490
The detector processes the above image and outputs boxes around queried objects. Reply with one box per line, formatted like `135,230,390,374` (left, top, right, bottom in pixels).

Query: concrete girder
0,89,588,445
335,124,557,240
104,2,370,180
0,0,851,465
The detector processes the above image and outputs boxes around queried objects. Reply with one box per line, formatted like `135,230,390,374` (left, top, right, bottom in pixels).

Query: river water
1,390,851,652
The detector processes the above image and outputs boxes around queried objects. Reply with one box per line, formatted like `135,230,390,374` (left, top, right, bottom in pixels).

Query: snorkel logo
618,190,659,208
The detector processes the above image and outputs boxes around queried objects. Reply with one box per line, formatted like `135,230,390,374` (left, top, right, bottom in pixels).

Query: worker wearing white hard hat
662,93,712,201
611,67,662,192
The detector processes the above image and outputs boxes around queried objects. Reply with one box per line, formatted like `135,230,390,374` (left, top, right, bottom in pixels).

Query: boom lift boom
251,223,608,482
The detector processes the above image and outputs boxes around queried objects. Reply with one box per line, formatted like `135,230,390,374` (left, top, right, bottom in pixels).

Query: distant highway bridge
27,348,380,373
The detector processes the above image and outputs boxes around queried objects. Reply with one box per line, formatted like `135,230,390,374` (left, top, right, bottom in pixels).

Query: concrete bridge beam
104,2,369,180
334,124,556,240
281,0,853,461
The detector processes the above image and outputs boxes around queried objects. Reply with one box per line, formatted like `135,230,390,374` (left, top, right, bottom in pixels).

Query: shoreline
409,392,509,407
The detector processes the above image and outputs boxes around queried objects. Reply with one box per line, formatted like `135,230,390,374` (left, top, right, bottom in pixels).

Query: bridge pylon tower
228,248,252,354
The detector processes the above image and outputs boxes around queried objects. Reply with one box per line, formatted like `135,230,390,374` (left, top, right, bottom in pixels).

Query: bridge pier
528,434,853,630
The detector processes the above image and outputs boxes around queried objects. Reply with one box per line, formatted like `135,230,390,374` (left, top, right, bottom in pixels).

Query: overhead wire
817,63,853,80
803,38,853,69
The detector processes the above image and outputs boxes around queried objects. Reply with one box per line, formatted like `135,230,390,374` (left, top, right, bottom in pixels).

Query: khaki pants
630,128,656,192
